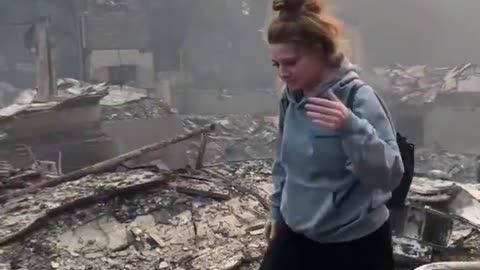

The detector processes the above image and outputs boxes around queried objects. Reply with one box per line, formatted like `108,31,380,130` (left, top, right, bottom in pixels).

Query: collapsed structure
372,63,480,156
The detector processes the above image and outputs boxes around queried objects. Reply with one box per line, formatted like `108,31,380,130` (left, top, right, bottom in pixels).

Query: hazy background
1,0,480,90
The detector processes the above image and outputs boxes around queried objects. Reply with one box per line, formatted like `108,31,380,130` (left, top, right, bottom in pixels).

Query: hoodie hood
285,56,360,105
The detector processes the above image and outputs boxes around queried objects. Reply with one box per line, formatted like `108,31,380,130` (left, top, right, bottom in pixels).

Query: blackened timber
0,124,215,202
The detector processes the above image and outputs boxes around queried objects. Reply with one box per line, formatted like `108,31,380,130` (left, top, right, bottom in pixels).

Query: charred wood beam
195,133,208,170
231,182,270,212
176,174,216,183
34,19,57,102
0,124,215,202
175,186,230,201
0,176,169,246
0,171,41,190
202,168,270,212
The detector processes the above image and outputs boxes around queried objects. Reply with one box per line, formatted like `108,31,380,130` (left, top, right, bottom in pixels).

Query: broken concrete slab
448,189,480,227
158,261,169,269
129,214,156,232
156,211,196,246
57,216,134,253
411,177,456,196
100,86,148,107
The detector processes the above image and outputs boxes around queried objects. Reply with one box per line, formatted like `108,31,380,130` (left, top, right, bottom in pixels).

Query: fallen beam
195,133,208,170
175,186,230,201
202,168,270,212
0,171,169,246
0,123,215,201
0,171,41,190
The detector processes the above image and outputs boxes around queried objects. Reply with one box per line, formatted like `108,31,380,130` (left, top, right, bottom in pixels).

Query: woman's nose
278,66,291,79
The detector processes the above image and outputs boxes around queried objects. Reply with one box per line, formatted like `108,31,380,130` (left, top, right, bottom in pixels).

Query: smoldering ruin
1,0,480,270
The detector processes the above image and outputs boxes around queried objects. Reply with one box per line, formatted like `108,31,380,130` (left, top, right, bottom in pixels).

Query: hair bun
272,0,304,12
272,0,322,14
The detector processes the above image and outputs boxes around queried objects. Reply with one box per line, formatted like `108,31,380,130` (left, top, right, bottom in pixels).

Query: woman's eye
284,60,297,66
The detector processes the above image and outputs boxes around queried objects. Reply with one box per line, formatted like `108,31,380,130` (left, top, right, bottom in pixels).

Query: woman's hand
305,92,350,130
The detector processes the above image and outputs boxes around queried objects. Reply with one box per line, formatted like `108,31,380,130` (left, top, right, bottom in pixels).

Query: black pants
259,219,394,270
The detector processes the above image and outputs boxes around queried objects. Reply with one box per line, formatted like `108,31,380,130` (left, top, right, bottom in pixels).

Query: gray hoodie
271,58,404,243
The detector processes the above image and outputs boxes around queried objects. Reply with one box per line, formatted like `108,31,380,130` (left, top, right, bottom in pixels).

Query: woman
260,0,405,269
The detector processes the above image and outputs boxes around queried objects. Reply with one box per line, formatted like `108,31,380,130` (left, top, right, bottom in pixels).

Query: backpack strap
346,82,366,109
346,80,397,134
278,92,290,133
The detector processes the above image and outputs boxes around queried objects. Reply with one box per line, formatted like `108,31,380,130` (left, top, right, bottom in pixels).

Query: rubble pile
0,79,108,120
58,79,177,122
0,161,273,270
98,84,176,121
373,63,480,104
99,91,277,165
404,176,480,264
101,97,176,122
0,78,176,123
0,145,480,269
3,76,480,269
0,161,14,180
415,148,479,183
182,115,278,165
0,78,279,177
0,162,42,192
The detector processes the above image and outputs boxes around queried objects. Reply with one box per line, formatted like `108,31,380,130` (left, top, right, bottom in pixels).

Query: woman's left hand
305,92,350,130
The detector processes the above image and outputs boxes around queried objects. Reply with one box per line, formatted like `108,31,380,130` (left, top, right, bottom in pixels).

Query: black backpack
347,83,415,209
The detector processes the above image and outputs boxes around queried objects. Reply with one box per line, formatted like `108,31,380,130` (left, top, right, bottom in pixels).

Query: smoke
1,0,480,91
332,0,480,67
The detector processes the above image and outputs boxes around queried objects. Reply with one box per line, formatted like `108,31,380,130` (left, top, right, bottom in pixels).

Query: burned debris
367,63,480,268
0,78,278,269
1,75,480,269
370,63,480,156
182,115,278,165
0,159,273,270
1,142,480,269
100,85,176,122
372,63,480,105
415,149,480,183
392,177,480,267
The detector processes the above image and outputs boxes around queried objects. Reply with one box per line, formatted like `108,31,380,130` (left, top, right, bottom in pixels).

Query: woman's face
269,43,327,91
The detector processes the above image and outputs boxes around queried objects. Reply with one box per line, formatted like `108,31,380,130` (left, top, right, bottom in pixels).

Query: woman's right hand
264,220,278,242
